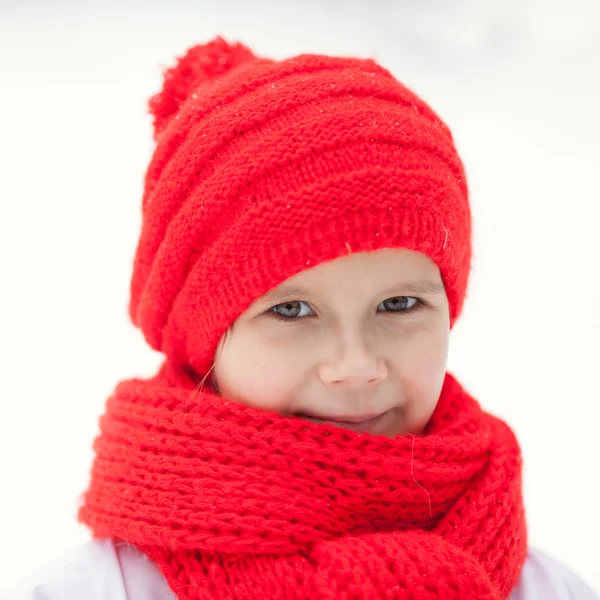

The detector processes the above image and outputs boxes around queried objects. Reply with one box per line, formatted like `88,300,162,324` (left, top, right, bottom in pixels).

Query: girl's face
212,248,450,438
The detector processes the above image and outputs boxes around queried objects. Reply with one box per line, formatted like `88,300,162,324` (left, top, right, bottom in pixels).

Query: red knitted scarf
79,360,527,599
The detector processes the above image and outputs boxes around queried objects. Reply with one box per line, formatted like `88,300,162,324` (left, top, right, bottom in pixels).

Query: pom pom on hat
148,36,258,138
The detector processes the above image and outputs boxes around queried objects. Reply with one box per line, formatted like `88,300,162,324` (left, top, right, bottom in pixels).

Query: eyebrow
257,279,445,304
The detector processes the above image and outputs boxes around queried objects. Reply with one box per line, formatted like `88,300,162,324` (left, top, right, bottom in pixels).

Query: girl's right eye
270,301,313,322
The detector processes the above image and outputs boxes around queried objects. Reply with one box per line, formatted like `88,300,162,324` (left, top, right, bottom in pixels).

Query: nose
318,328,387,387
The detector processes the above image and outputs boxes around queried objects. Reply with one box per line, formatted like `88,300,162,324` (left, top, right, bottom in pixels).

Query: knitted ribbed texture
79,360,527,599
128,36,471,379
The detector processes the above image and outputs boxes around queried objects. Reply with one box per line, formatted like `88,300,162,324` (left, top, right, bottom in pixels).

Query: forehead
258,249,445,304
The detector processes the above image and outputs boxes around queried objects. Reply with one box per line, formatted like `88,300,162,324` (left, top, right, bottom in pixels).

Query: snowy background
1,0,599,595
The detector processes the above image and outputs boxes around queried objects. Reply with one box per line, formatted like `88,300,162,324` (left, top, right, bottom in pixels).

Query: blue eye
269,297,423,323
270,300,313,321
379,296,419,312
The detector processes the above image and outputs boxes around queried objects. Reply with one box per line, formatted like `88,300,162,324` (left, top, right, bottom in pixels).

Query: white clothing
5,538,599,599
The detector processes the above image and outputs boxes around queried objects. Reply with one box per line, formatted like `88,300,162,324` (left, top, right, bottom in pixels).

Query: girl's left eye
269,297,423,322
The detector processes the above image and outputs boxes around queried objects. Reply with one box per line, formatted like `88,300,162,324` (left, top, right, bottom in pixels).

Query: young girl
9,36,598,600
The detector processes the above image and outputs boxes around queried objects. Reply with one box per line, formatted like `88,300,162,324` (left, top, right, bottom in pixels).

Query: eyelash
268,297,425,323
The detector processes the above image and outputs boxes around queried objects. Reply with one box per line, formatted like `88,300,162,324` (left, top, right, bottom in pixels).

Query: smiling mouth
294,410,391,432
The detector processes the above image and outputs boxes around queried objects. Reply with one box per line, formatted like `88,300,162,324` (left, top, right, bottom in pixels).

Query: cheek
213,334,301,414
393,327,449,431
405,328,448,375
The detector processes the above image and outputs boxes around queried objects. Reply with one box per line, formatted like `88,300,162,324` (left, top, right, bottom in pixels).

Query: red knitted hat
129,36,471,378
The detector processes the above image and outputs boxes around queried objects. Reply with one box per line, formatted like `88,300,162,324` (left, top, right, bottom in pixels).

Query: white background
1,0,599,595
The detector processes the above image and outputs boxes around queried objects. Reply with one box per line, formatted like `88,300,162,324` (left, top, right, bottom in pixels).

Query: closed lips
296,411,386,424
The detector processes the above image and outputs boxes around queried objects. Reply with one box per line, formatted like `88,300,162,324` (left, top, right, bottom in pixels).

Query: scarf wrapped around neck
78,359,527,599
